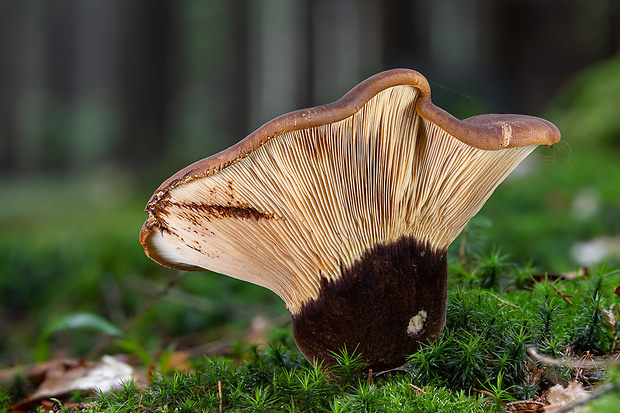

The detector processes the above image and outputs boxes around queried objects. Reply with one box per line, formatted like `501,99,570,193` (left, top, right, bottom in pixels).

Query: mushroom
140,69,560,371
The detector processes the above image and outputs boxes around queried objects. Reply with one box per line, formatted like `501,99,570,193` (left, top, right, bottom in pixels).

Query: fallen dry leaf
12,355,136,411
544,381,589,412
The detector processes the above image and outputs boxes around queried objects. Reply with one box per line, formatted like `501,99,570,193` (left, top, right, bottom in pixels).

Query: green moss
13,258,614,412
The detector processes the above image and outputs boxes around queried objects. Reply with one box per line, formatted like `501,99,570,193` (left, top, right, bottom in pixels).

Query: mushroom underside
292,237,447,371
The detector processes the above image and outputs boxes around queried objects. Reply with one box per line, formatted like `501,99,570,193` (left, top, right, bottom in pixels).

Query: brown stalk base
292,237,448,371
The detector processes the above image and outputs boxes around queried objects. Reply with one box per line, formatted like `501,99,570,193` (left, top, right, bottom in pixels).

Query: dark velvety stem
292,237,447,371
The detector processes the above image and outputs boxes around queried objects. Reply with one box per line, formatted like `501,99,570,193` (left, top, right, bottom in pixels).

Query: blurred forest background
1,0,620,366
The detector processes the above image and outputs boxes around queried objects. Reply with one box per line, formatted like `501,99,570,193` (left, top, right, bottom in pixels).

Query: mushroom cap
140,68,560,314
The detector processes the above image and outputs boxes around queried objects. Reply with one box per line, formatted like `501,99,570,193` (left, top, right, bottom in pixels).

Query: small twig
125,275,215,313
124,271,186,331
459,227,468,267
611,305,619,353
218,380,223,413
87,271,186,359
477,389,494,398
528,347,617,371
486,292,520,309
551,284,574,306
507,399,545,407
367,369,373,386
407,383,426,394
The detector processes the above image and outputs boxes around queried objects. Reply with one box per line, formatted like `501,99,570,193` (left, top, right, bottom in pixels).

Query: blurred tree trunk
248,0,305,128
71,0,123,169
117,0,177,169
247,0,382,129
0,1,48,175
0,1,21,175
224,0,251,146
